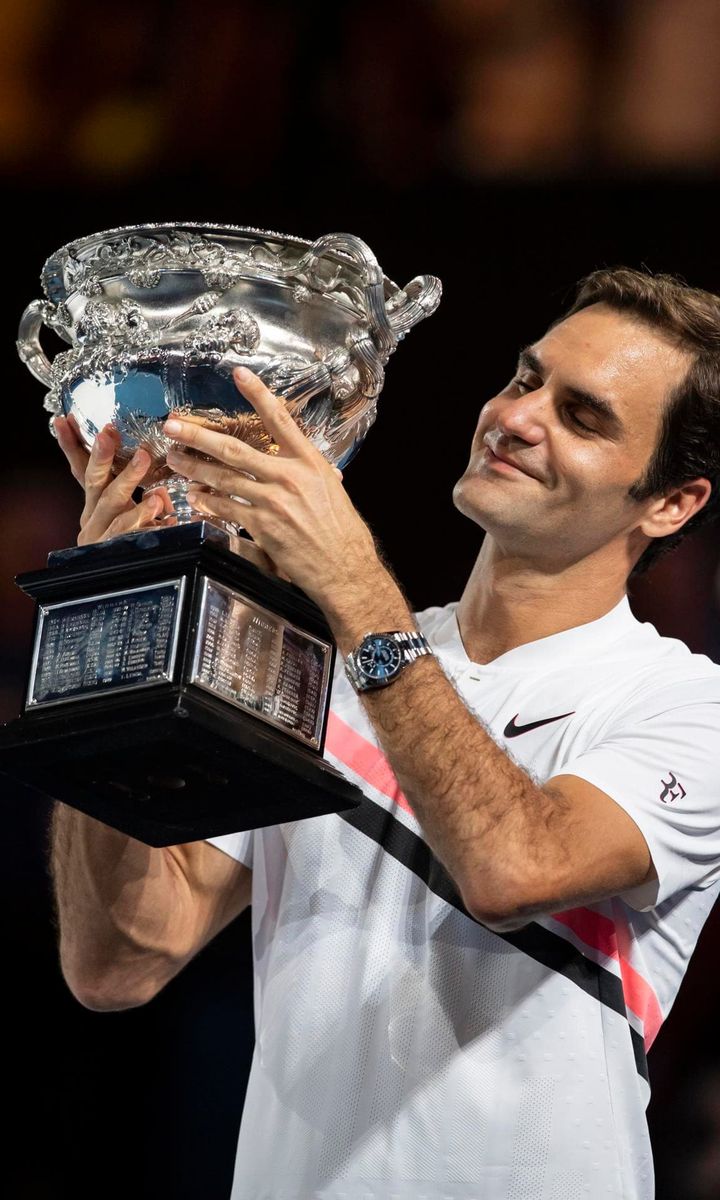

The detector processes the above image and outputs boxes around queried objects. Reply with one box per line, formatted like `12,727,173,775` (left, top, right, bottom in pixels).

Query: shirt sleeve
205,830,254,869
554,684,720,910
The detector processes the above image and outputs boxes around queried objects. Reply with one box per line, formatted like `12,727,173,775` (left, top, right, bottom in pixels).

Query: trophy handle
17,300,54,387
386,275,443,338
299,234,441,360
303,233,395,359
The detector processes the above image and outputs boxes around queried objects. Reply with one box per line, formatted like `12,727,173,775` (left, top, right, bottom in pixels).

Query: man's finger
232,366,314,458
83,426,120,509
79,489,163,546
151,486,176,518
54,415,90,487
80,447,151,532
166,446,265,502
162,416,281,479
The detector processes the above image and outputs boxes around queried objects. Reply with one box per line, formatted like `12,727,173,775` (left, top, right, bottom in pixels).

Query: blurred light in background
2,1,720,182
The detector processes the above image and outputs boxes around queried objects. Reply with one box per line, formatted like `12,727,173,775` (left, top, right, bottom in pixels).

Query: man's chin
452,479,521,530
452,481,484,527
452,487,555,555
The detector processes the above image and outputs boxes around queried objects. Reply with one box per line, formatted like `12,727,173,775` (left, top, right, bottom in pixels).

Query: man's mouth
482,439,539,480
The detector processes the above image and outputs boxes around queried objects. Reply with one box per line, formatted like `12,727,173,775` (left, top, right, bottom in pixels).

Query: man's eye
512,376,534,394
567,408,595,433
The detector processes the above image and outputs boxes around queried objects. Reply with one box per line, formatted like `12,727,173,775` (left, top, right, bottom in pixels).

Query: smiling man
52,268,720,1200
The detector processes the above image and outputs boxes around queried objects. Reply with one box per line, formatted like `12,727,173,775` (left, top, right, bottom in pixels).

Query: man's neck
456,539,629,665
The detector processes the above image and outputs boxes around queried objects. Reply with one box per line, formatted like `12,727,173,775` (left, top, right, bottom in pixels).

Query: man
52,267,720,1199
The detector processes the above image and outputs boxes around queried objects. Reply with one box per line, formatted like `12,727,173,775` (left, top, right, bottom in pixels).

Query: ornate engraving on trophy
191,578,331,749
17,223,442,532
27,579,186,707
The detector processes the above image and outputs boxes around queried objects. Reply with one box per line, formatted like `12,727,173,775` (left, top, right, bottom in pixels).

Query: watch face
358,635,402,682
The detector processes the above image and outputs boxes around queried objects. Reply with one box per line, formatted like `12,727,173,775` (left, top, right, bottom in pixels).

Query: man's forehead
533,304,691,404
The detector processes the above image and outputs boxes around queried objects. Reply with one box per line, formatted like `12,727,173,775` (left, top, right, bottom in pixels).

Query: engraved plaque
0,524,363,845
28,579,186,707
191,577,331,749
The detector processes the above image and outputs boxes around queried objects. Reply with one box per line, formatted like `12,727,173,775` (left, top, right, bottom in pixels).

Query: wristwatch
344,630,434,693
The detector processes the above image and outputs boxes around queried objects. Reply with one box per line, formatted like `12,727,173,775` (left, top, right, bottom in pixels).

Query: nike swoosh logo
503,711,575,738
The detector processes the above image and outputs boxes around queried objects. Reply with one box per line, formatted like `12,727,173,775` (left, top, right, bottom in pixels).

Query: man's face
453,302,693,565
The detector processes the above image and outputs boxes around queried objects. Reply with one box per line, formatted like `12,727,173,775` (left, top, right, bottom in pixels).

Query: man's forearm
50,804,205,1008
358,656,572,920
323,570,572,924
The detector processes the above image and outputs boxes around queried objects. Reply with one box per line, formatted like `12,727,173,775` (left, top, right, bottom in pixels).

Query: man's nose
494,392,548,446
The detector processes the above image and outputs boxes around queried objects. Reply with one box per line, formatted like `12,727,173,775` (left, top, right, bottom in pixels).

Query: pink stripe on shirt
326,711,414,815
326,711,664,1046
550,907,664,1046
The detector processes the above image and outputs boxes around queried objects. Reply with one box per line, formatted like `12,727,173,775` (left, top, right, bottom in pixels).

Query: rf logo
659,772,686,804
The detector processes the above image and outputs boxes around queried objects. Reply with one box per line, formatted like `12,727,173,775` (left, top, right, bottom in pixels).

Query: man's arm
329,595,654,931
51,804,250,1010
50,419,250,1010
161,371,654,931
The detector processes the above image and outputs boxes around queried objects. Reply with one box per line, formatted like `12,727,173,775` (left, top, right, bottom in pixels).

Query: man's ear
639,478,712,540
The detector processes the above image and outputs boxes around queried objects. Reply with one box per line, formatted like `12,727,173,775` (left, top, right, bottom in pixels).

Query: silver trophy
3,224,441,845
18,223,442,522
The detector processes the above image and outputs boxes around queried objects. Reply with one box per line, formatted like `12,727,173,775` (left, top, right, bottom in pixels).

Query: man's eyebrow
517,346,544,377
516,346,624,437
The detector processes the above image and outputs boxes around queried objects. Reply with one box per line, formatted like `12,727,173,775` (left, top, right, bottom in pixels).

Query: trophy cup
0,223,441,845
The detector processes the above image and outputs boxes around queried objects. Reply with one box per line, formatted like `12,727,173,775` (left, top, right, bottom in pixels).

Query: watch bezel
356,633,404,683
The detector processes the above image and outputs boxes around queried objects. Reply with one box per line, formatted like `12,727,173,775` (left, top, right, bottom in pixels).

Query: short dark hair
563,266,720,574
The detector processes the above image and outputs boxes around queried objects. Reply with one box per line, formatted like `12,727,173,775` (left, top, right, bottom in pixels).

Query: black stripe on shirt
338,795,649,1082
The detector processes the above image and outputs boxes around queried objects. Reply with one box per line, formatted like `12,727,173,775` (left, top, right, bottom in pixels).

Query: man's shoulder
619,615,720,689
585,619,720,725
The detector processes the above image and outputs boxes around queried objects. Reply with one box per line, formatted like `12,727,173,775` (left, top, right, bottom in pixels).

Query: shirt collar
426,595,639,674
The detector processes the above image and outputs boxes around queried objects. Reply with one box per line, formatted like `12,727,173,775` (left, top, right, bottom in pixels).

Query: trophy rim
41,221,401,302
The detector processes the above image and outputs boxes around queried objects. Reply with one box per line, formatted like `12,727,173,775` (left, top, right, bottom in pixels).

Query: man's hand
162,367,390,620
54,414,172,545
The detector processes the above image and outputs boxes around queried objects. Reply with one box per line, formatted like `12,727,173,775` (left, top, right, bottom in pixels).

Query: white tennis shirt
209,596,720,1199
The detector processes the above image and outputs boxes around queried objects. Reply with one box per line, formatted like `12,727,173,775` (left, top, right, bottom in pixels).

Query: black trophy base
0,523,363,846
0,685,361,847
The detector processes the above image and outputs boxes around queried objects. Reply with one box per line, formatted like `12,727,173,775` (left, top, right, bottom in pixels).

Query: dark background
3,2,720,1196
